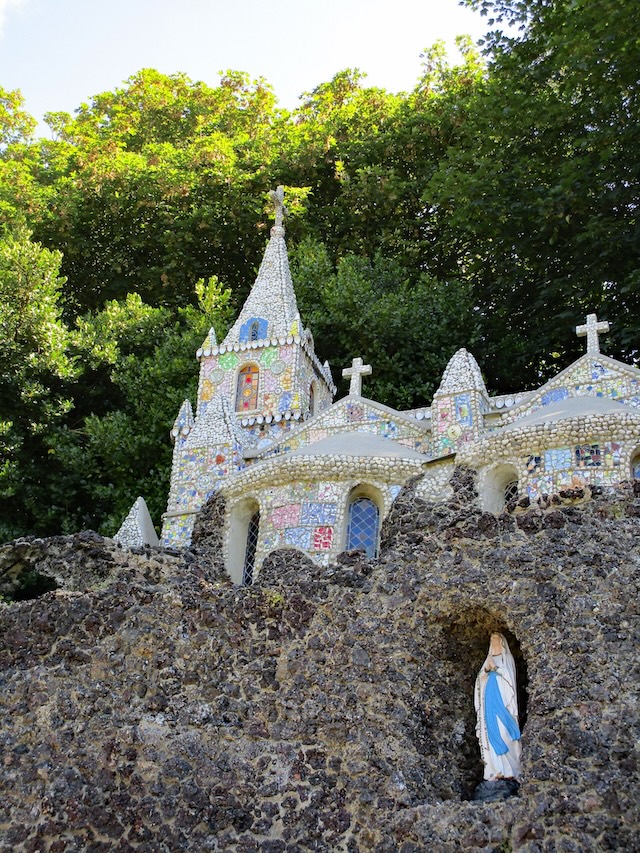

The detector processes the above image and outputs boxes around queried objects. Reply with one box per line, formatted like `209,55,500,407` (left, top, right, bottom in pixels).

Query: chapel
115,188,640,582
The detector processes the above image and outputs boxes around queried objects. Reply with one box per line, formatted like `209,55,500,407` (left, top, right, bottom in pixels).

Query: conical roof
435,348,488,396
170,399,194,441
114,497,159,548
221,190,300,347
186,393,245,449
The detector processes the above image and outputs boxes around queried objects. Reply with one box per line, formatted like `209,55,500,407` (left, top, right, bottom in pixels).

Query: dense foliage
1,0,637,539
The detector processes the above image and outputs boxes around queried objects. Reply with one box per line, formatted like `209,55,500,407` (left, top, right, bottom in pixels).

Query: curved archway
227,498,261,585
481,463,520,513
631,448,640,481
235,363,260,413
438,607,528,800
344,485,383,558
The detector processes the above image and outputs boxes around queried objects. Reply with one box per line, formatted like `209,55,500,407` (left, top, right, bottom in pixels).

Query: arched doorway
227,498,261,585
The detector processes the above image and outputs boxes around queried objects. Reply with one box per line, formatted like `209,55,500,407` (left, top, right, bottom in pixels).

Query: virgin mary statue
474,633,522,781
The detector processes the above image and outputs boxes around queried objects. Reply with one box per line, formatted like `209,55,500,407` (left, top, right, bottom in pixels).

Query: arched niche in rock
480,462,520,514
435,606,528,800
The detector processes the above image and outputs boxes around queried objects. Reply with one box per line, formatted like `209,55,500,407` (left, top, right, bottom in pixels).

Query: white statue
474,633,522,781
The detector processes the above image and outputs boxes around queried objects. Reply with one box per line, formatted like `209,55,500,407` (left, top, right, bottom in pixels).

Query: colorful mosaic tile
218,351,239,369
301,501,337,525
541,387,569,406
318,482,340,500
526,455,542,473
284,527,312,549
279,391,292,412
312,526,334,550
348,403,364,422
544,448,572,471
575,444,601,467
455,394,473,427
271,504,301,528
602,442,622,466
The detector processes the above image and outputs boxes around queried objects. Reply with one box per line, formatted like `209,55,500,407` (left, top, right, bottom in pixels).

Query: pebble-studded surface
0,469,638,852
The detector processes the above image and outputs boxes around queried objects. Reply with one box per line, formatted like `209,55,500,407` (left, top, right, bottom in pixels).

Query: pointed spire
114,497,159,549
170,400,194,442
435,349,488,396
196,327,217,358
186,393,245,449
221,187,300,347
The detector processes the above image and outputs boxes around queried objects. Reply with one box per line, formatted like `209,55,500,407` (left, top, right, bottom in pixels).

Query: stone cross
269,185,285,228
576,313,610,354
342,357,372,396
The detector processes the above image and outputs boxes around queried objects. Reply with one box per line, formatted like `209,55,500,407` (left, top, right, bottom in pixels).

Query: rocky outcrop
0,470,638,851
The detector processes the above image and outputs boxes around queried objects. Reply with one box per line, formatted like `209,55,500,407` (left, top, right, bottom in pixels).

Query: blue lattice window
346,495,380,558
242,511,260,586
239,317,268,343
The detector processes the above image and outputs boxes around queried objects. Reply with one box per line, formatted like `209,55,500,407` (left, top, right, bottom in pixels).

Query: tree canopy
1,0,638,539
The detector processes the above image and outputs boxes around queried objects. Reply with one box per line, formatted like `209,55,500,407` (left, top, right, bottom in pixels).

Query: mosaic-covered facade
118,190,640,579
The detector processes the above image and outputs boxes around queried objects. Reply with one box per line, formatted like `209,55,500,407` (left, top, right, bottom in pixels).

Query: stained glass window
242,511,260,586
346,496,379,558
236,364,259,412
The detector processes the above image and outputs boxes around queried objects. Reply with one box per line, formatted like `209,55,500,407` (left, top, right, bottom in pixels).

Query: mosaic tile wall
163,435,246,547
504,359,640,426
432,391,489,456
231,479,403,570
163,325,335,547
260,399,432,459
197,340,333,436
520,441,628,498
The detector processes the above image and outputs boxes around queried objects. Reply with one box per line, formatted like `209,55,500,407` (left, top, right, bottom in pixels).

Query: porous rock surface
0,469,639,852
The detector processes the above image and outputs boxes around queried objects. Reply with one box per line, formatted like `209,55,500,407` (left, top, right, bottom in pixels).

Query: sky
0,0,490,137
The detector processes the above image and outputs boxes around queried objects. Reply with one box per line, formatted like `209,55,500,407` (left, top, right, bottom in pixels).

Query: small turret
432,348,490,455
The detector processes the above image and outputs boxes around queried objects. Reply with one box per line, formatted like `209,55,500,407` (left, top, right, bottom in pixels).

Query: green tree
0,230,75,539
426,0,640,389
48,276,234,536
291,238,479,409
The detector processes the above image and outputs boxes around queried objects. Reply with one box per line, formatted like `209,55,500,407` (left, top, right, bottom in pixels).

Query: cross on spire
342,357,372,396
576,313,610,354
268,185,285,230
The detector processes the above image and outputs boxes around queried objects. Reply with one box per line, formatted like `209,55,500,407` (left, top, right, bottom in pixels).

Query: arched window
504,480,519,504
632,451,640,480
227,498,261,584
242,511,260,586
481,463,520,514
345,489,381,558
236,364,259,412
309,382,316,418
